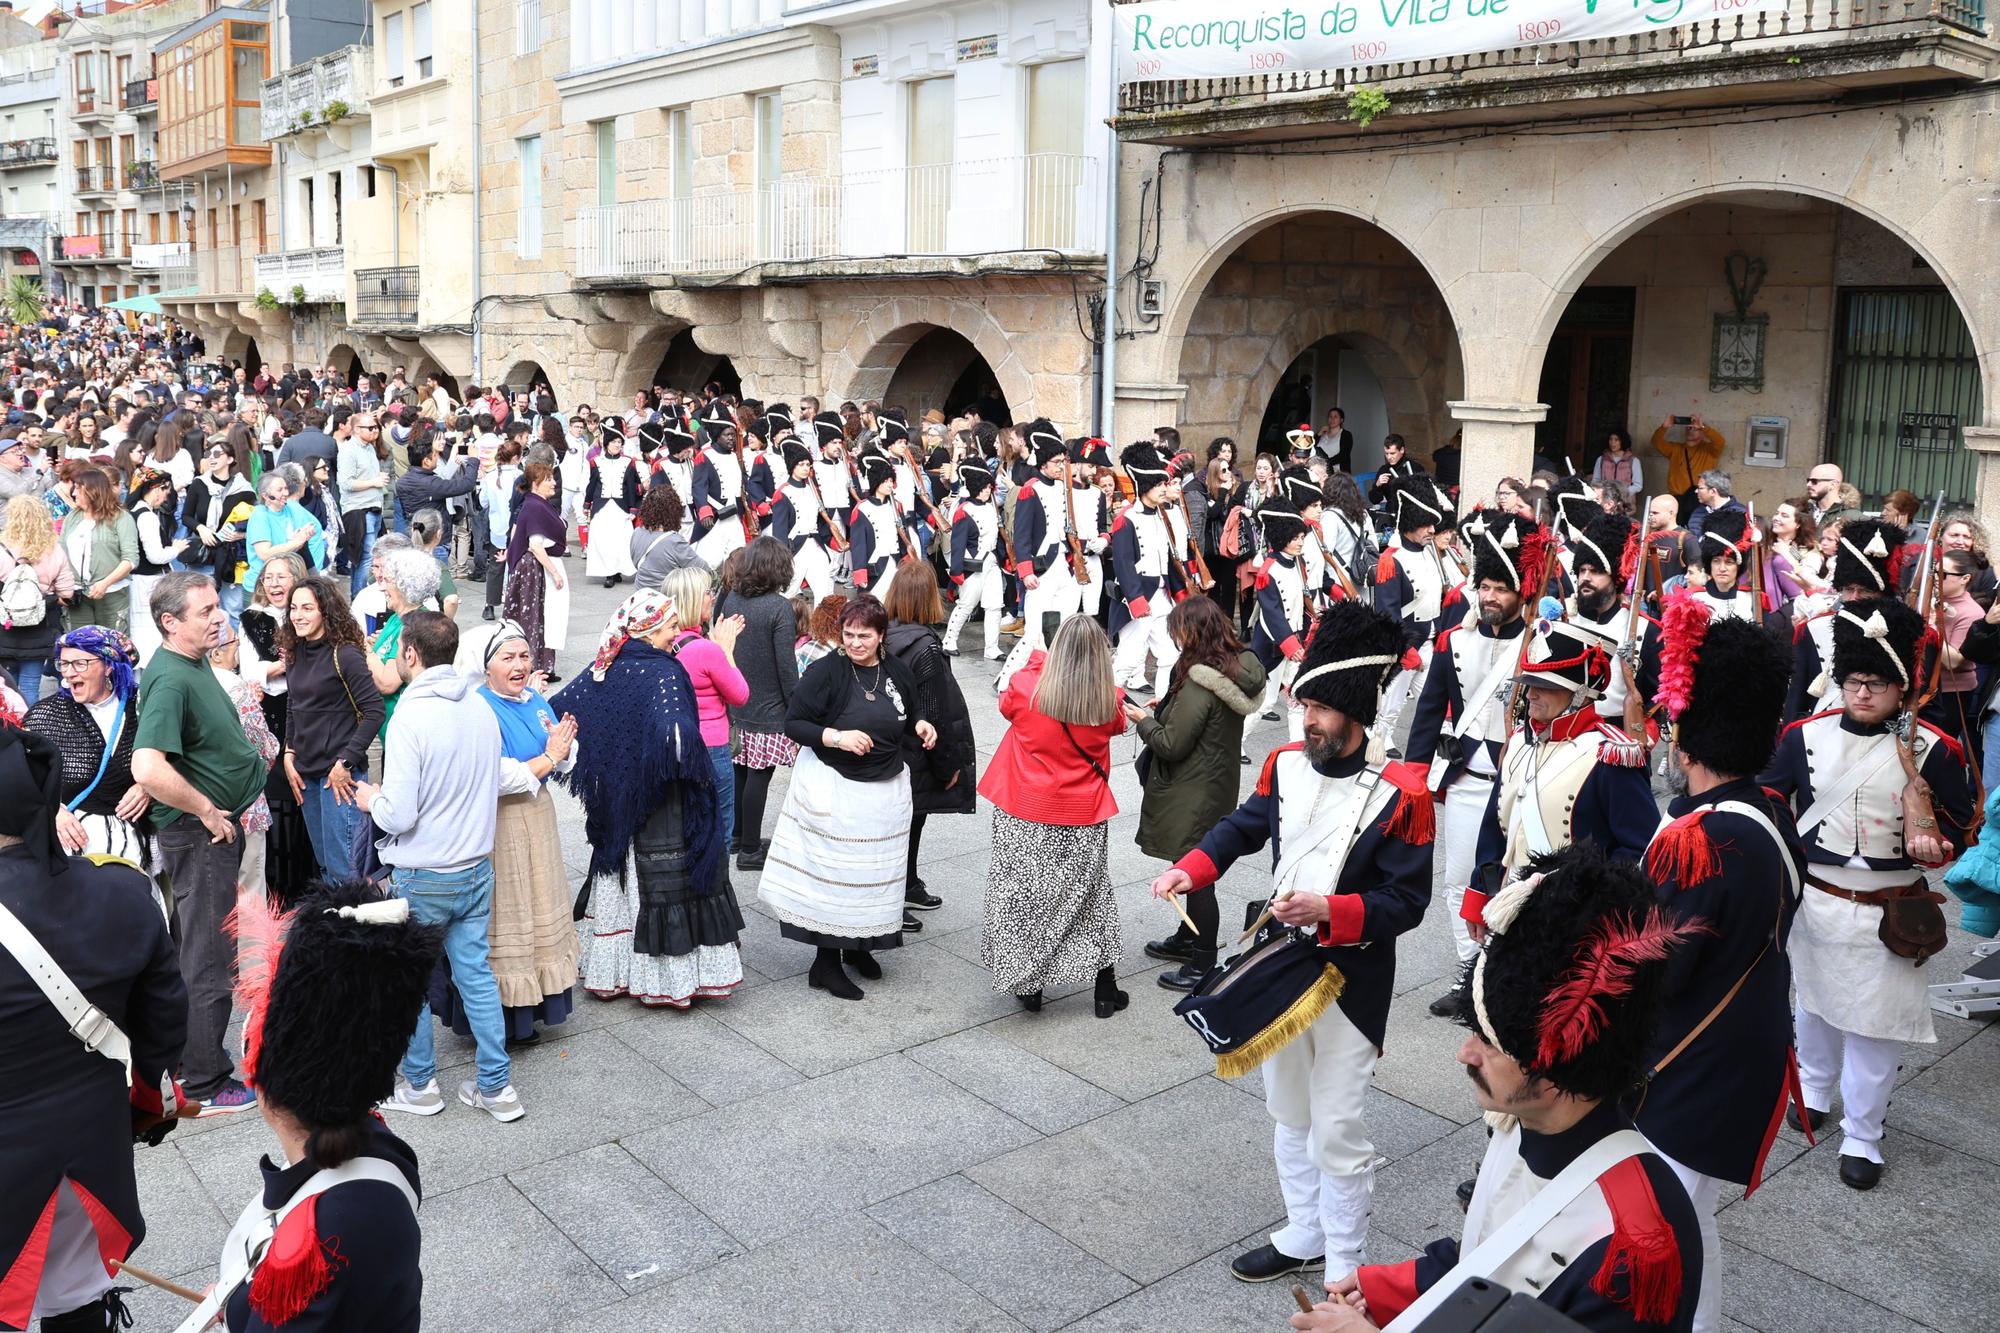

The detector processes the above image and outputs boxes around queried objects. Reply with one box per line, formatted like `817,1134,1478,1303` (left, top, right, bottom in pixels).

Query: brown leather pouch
1877,879,1948,965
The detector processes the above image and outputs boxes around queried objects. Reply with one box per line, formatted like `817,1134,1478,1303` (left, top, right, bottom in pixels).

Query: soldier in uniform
1070,439,1114,622
1154,601,1433,1290
942,461,1006,660
1248,498,1314,745
809,411,856,566
1565,510,1662,735
690,413,751,567
1328,842,1704,1333
0,726,187,1333
1685,507,1764,623
1787,517,1904,721
1108,444,1187,696
768,440,835,606
1282,467,1339,610
845,455,906,602
1634,593,1805,1332
1373,475,1460,736
1407,510,1539,1009
1760,596,1973,1190
997,420,1089,692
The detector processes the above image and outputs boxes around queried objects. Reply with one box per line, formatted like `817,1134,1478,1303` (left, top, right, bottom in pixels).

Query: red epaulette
1442,584,1466,608
249,1196,340,1325
1254,741,1305,798
1109,501,1133,536
1378,761,1435,846
1592,722,1648,768
1780,708,1841,739
1791,608,1833,644
1016,479,1038,501
1253,556,1278,591
1435,623,1462,653
1591,1158,1685,1325
1917,718,1967,766
1645,809,1721,888
951,503,971,526
1374,549,1398,585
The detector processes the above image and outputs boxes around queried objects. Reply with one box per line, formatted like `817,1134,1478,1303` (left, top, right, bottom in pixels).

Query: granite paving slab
508,1143,741,1295
417,1175,625,1329
908,1027,1127,1134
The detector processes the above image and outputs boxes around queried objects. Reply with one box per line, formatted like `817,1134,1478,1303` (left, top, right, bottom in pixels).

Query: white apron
542,555,571,651
584,501,637,579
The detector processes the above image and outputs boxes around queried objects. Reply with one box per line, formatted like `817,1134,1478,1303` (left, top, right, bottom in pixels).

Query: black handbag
1173,919,1345,1080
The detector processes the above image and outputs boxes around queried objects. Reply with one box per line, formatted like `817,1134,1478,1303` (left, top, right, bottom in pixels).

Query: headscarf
484,617,529,668
588,589,676,681
127,465,167,506
54,626,138,702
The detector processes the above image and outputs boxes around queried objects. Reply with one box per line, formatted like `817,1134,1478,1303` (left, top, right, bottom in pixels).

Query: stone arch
831,297,1036,423
612,321,692,400
501,358,557,407
1244,307,1454,461
324,343,366,386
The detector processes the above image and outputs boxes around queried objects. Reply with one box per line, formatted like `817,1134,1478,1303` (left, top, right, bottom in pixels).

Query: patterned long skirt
579,794,745,1008
981,809,1121,995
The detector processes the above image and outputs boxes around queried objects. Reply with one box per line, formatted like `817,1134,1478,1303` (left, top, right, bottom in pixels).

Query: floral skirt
981,810,1121,995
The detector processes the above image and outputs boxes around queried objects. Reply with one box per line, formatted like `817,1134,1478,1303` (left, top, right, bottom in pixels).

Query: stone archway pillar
1112,381,1189,442
1964,427,2000,537
1449,401,1547,511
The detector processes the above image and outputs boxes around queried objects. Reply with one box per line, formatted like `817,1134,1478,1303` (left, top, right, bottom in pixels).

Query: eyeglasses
56,657,98,674
1840,677,1898,697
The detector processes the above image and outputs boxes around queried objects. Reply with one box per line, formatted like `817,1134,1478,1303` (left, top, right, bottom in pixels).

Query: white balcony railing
261,44,371,141
160,244,252,297
130,241,189,271
575,153,1103,280
253,247,346,303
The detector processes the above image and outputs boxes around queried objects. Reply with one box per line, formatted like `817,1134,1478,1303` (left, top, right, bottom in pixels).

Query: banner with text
1114,0,1794,83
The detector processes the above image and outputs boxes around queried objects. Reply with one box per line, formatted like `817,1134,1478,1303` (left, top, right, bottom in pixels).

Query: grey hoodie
631,527,708,590
370,665,504,872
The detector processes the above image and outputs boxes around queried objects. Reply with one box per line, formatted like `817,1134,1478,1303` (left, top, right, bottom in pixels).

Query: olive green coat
1135,650,1269,861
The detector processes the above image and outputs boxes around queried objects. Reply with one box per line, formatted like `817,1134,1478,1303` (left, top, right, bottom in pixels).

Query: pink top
674,629,750,747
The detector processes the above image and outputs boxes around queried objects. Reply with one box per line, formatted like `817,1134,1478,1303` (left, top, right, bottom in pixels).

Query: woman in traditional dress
977,614,1129,1017
583,425,642,589
426,620,580,1045
237,552,318,904
499,460,571,676
554,590,745,1007
759,594,939,1001
23,626,150,863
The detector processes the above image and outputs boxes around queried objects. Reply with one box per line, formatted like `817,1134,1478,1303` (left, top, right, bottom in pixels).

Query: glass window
518,0,542,55
670,107,691,201
906,79,953,251
595,119,615,207
411,4,433,80
384,12,405,86
517,135,542,258
1027,60,1085,158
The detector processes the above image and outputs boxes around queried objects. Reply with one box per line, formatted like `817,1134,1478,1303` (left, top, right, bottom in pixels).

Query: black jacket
784,649,927,784
393,463,477,521
886,620,976,815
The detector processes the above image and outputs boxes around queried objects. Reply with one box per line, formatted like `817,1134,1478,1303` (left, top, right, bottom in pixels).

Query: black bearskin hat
1658,590,1791,777
1572,510,1635,579
636,417,667,454
1695,507,1750,572
1518,618,1611,698
1387,475,1449,535
1470,511,1536,592
1831,595,1925,692
812,411,845,447
1291,600,1409,726
1453,842,1688,1101
781,440,813,477
959,462,994,499
765,402,793,427
879,414,911,446
1549,475,1596,541
1831,517,1906,595
660,415,696,456
1024,418,1066,467
746,415,772,443
235,881,442,1132
862,455,896,496
1122,443,1169,491
1256,495,1307,551
1073,438,1112,468
1280,466,1322,511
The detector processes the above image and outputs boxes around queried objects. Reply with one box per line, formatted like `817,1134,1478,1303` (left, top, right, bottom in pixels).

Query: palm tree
4,275,43,326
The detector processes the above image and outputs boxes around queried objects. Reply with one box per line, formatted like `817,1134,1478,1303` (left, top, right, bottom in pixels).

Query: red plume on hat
1656,586,1709,722
1515,524,1555,595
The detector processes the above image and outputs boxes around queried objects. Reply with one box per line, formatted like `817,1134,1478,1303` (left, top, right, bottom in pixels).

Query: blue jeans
299,773,364,883
218,580,245,627
393,860,509,1094
348,510,381,598
13,657,42,705
709,743,736,846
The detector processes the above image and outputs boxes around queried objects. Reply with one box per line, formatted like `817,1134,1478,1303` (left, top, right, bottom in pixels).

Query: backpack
0,546,47,628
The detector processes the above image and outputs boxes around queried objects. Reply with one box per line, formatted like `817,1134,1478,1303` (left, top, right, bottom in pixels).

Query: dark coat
886,620,976,816
1135,652,1267,861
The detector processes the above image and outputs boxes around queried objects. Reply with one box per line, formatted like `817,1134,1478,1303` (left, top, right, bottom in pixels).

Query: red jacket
978,652,1126,826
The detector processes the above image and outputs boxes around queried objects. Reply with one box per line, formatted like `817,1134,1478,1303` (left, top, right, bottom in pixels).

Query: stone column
1449,400,1547,513
1965,426,2000,538
1112,381,1189,444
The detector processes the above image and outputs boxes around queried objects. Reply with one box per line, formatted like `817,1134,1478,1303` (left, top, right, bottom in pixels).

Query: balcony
0,67,59,109
253,247,346,304
1114,0,1999,143
262,45,370,144
0,138,56,169
56,234,123,262
160,244,253,298
74,165,115,196
122,77,156,113
354,265,419,326
73,89,108,121
575,153,1104,283
125,160,159,191
131,241,189,272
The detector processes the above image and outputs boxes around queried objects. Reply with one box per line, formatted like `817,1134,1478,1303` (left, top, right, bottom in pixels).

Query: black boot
902,910,923,934
737,840,767,871
842,949,882,980
808,947,863,1001
1143,928,1196,963
1094,965,1129,1019
39,1289,132,1332
729,830,743,855
1017,990,1043,1012
1156,947,1216,992
904,878,943,911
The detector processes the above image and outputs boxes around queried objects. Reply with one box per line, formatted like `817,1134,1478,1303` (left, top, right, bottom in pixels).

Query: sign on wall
1113,0,1795,84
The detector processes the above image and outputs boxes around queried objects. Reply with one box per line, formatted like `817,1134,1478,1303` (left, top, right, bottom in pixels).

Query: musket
1912,488,1948,614
719,421,757,544
1170,487,1215,592
1747,501,1767,616
1616,495,1651,667
1060,453,1093,584
1306,524,1357,603
1911,487,1950,712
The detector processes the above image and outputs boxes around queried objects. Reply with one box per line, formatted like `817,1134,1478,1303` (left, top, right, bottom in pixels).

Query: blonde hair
1,495,55,562
1032,615,1117,726
661,566,713,635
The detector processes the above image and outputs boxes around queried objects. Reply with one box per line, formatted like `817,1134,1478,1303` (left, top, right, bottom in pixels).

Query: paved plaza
121,575,1998,1332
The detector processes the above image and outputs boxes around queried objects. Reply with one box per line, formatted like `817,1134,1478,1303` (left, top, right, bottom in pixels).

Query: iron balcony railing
160,245,253,297
75,165,114,195
125,161,159,190
1116,0,1994,116
354,265,419,325
123,77,156,111
0,138,57,168
575,152,1103,280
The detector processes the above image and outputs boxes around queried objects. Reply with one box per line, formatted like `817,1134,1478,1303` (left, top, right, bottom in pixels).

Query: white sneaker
458,1079,526,1123
380,1078,445,1116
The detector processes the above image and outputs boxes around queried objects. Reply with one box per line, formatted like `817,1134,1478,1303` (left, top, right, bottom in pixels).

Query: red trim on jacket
1319,892,1366,946
1356,1259,1421,1327
1254,741,1305,798
1176,847,1222,891
0,1192,57,1329
1374,549,1399,585
1460,886,1489,925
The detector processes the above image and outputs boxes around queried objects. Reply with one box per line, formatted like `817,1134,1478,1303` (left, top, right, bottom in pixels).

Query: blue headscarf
54,626,138,702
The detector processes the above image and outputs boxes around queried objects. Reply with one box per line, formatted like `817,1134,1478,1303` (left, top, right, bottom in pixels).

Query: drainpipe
1094,0,1118,440
468,0,483,386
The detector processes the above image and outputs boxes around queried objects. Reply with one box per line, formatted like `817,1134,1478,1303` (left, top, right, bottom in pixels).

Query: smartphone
1671,415,1693,426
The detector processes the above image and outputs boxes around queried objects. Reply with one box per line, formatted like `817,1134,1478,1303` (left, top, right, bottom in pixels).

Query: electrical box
1744,416,1788,468
1138,280,1164,322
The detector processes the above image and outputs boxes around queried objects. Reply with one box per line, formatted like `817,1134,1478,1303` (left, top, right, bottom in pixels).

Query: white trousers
1376,641,1433,738
1265,1002,1379,1279
996,565,1085,691
1440,774,1494,965
695,514,748,566
1794,1000,1901,1165
1651,1142,1723,1333
1113,602,1178,695
944,562,1004,656
786,541,834,605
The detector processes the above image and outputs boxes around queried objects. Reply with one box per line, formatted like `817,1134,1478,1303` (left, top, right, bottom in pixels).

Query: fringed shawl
551,641,721,896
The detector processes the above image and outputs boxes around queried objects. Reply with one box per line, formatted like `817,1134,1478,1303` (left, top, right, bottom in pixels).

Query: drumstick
111,1260,202,1304
1163,890,1199,936
1237,889,1294,945
1292,1284,1316,1313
